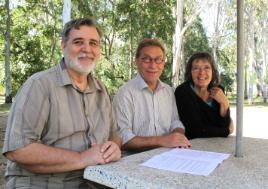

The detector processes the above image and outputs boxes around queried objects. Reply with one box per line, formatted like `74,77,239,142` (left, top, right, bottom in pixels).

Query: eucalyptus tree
4,0,12,103
208,0,236,64
172,0,210,87
0,0,6,90
254,1,267,102
206,0,236,94
246,5,255,103
244,0,268,103
260,12,267,102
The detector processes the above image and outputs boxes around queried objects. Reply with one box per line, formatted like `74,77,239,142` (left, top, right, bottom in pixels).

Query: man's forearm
5,143,85,173
122,136,161,151
122,132,191,151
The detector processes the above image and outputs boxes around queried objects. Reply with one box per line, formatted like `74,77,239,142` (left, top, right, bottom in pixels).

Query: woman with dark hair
175,52,234,139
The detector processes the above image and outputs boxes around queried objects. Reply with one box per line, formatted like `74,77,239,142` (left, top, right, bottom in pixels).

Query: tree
207,0,236,94
4,0,12,103
9,0,63,96
183,17,210,59
1,0,266,99
244,0,268,103
172,0,210,87
209,0,236,65
260,12,267,102
254,1,267,102
246,6,255,104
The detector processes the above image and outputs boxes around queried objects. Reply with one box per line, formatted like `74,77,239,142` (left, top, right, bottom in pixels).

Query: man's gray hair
61,18,102,43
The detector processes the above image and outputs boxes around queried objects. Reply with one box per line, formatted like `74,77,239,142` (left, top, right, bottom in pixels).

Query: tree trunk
49,22,57,67
128,14,133,80
244,68,248,99
211,1,220,66
261,15,267,103
172,0,183,87
129,39,133,80
247,7,255,104
5,0,12,104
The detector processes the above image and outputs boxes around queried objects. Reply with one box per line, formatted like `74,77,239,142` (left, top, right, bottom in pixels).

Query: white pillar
235,0,244,158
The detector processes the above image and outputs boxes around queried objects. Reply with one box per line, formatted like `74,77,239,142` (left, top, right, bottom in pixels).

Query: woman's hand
228,119,234,134
209,87,229,117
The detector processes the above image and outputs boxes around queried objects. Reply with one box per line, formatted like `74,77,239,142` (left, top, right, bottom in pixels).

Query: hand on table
160,132,191,148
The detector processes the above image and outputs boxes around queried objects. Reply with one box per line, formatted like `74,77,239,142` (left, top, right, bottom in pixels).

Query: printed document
141,149,230,176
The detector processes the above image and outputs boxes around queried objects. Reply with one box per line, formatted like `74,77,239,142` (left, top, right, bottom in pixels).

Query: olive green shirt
3,59,119,189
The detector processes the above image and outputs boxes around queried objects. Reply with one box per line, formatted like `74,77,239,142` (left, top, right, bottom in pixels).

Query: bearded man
2,18,121,189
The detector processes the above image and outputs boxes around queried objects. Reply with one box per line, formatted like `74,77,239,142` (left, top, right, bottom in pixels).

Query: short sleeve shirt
3,59,119,188
112,73,184,145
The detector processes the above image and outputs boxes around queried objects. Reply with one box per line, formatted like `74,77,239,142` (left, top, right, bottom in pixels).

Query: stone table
84,137,268,189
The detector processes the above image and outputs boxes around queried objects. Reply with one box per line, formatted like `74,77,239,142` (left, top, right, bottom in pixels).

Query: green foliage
160,60,173,86
183,17,211,63
217,45,236,93
95,56,129,96
2,0,62,96
0,85,4,95
11,36,49,95
71,0,177,94
0,1,6,94
114,0,176,55
1,0,255,99
220,73,234,93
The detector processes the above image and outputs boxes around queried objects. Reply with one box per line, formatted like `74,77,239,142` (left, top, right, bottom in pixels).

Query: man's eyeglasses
141,56,165,64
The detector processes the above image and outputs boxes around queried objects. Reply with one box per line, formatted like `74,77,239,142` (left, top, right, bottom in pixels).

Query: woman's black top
174,81,231,139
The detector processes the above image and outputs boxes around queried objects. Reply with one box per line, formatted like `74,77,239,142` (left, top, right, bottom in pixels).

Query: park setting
0,0,268,188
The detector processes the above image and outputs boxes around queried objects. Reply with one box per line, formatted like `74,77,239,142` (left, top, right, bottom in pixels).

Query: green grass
0,103,11,113
0,95,11,113
229,95,268,107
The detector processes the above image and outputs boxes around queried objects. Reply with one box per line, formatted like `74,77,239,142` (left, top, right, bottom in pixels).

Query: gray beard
63,53,97,75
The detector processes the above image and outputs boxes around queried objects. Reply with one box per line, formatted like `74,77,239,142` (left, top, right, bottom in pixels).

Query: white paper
141,149,230,176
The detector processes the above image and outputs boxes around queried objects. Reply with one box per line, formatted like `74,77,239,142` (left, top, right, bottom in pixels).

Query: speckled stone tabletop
84,137,268,189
